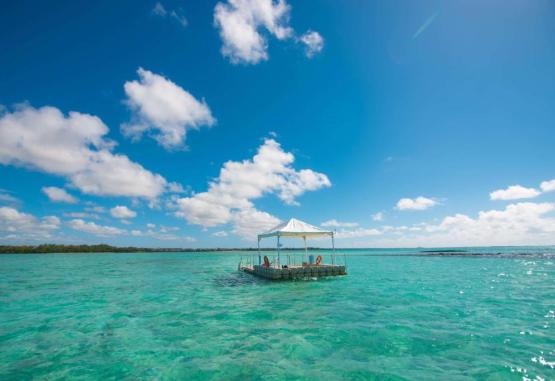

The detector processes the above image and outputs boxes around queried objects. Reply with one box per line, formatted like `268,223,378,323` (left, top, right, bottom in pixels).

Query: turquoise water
1,248,554,380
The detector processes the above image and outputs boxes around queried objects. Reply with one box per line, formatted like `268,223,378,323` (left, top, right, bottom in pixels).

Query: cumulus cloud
321,219,358,228
168,182,187,193
540,179,555,193
68,219,125,236
490,185,541,200
177,196,231,227
212,230,229,237
42,186,78,203
214,0,292,64
0,206,60,241
152,2,188,27
231,208,280,239
417,202,555,246
122,68,215,150
214,0,323,64
340,202,555,247
396,196,437,211
299,30,324,57
110,205,137,219
0,104,167,198
175,138,330,239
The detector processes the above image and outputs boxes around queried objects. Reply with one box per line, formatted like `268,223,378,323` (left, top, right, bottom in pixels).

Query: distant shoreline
0,244,553,255
0,244,331,254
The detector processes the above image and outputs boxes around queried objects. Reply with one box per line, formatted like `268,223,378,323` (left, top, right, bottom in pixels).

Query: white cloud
0,104,167,198
396,196,437,211
122,68,215,150
147,223,156,229
175,138,330,239
70,152,168,198
212,230,229,237
342,202,555,247
0,206,60,240
42,186,78,203
152,2,188,27
177,196,232,226
130,225,195,242
159,225,179,233
184,236,197,242
171,12,188,27
321,219,358,228
152,2,166,16
68,219,125,236
63,212,100,220
231,207,280,239
372,212,383,221
110,205,137,219
168,182,187,193
540,179,555,193
214,0,292,64
0,190,19,206
214,0,323,64
299,30,323,57
419,202,555,246
490,185,541,200
42,216,61,230
85,205,106,213
335,227,381,239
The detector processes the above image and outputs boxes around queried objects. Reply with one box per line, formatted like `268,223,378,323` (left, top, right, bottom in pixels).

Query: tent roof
258,218,333,239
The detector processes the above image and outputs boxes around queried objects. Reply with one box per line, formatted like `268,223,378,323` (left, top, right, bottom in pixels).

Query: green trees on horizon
0,244,327,254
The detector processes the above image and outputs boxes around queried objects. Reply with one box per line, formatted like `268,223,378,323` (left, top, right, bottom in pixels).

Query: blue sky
1,0,554,248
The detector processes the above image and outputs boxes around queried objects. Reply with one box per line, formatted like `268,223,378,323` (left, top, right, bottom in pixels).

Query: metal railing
239,252,347,270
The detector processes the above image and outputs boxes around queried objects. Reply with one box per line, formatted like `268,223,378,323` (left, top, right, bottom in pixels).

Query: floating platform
240,264,347,280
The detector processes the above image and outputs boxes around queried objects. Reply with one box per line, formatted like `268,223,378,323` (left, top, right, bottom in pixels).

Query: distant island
0,244,328,254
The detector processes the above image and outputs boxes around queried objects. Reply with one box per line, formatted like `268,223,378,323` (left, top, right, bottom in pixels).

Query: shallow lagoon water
1,248,554,380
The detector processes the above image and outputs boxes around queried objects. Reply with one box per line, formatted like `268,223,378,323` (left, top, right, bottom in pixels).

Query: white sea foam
532,356,555,369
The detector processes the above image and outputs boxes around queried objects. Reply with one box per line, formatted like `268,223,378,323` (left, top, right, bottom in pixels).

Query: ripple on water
0,251,554,380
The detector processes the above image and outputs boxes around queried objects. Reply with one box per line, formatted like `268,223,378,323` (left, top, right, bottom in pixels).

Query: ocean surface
1,247,554,380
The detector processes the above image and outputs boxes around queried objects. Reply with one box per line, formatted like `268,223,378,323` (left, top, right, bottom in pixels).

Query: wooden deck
240,264,347,280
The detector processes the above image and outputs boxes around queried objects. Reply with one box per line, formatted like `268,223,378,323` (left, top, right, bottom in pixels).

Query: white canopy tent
257,218,335,266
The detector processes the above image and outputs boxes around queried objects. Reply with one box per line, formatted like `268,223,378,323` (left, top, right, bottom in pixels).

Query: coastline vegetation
0,244,326,254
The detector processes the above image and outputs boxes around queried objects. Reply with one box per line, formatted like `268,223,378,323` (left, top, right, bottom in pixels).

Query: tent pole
332,232,336,265
304,236,307,265
277,234,280,269
257,236,261,266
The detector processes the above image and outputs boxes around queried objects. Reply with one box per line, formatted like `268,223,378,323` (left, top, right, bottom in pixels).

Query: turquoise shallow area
1,249,554,380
